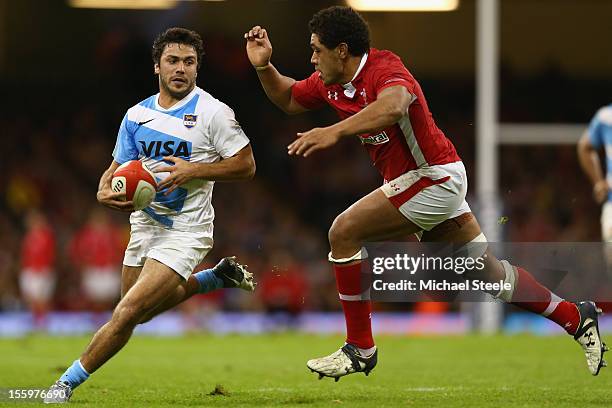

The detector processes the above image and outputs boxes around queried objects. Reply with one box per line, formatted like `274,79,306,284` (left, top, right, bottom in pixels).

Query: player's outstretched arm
244,26,308,115
288,85,412,157
577,131,608,203
156,145,256,194
330,85,412,138
96,161,135,212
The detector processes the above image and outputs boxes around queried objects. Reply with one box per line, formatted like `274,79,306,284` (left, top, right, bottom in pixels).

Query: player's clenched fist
244,25,272,68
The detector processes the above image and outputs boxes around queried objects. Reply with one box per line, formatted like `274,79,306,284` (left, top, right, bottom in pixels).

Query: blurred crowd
0,31,609,321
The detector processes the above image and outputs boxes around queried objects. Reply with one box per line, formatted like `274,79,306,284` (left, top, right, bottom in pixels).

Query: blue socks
193,268,223,294
59,360,90,389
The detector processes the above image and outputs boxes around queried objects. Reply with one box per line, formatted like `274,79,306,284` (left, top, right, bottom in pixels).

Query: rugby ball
111,160,157,211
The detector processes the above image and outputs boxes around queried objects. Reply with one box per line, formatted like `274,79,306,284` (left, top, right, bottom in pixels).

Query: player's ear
154,63,160,74
337,43,349,59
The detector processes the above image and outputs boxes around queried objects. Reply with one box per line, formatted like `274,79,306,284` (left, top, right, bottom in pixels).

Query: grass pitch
1,333,610,407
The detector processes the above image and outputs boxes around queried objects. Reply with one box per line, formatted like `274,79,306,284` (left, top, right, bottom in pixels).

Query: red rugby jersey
68,224,124,268
21,225,55,272
292,48,460,182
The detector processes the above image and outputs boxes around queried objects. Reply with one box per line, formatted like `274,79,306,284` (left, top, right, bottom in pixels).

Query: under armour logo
328,91,338,100
360,88,368,106
584,332,596,347
391,183,400,192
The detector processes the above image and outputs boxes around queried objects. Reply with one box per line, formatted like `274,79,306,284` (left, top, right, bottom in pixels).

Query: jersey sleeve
371,54,416,96
112,113,139,164
209,105,250,159
291,71,327,110
589,109,605,147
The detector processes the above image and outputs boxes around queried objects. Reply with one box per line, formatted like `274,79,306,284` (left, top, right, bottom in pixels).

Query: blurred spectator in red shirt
260,251,309,328
68,208,125,311
20,210,56,327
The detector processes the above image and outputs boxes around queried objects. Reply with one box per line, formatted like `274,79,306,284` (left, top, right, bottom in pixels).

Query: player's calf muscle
463,251,505,284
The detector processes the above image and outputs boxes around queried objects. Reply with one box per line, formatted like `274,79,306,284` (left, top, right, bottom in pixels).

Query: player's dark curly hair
152,27,205,69
308,6,370,56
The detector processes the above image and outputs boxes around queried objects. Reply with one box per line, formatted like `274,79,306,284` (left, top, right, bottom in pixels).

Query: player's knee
112,302,149,329
328,212,356,247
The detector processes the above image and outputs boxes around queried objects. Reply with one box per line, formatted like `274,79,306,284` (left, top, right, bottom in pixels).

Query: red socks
511,267,580,334
334,260,580,342
334,261,374,349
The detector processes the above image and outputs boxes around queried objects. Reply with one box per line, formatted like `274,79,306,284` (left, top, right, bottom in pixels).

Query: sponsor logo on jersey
138,118,155,126
183,114,197,128
139,140,190,158
360,131,389,145
327,91,339,100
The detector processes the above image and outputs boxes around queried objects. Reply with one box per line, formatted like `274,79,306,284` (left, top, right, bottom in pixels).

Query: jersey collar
341,53,368,98
155,86,199,112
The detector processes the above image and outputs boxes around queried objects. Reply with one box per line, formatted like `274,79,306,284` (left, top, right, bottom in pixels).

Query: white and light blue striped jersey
588,104,612,201
112,86,250,230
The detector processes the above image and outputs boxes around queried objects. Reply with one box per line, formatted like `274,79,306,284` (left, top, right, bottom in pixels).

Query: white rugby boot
43,380,72,404
574,301,609,375
307,344,377,382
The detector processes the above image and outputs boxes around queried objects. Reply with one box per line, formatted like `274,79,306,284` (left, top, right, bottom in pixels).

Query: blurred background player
578,104,612,270
67,208,125,312
245,6,607,380
260,250,309,330
45,27,256,403
19,209,56,329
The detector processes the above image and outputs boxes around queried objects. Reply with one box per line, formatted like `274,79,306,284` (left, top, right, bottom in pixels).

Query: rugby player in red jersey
245,6,606,380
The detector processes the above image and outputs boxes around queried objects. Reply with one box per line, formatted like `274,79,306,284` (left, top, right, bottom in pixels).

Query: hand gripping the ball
97,170,134,212
155,156,197,195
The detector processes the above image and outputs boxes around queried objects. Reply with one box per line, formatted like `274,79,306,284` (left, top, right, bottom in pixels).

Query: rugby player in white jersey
578,104,612,266
45,28,256,403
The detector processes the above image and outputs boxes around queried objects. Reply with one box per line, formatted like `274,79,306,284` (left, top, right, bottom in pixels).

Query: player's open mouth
171,78,187,86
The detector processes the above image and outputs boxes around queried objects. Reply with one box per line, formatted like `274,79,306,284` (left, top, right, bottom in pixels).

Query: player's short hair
308,6,370,56
152,27,205,69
